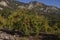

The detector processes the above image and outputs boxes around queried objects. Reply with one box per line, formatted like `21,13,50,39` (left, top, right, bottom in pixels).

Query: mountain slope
0,0,60,21
0,0,60,11
0,0,60,37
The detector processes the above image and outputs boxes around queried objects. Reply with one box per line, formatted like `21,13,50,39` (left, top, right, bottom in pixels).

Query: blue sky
17,0,60,8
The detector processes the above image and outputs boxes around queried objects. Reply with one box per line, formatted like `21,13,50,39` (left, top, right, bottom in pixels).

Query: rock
0,30,59,40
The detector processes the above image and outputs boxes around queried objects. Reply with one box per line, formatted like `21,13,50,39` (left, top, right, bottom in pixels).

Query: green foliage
0,9,60,36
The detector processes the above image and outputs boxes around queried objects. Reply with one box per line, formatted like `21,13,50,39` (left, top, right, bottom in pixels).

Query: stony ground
0,30,60,40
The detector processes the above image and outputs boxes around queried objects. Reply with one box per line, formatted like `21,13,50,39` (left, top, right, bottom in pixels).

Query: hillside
0,0,60,21
0,0,60,40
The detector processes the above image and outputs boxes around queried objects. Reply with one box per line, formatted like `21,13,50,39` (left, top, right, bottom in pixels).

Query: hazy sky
18,0,60,8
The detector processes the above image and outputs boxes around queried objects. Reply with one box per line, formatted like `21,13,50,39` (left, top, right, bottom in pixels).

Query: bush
0,9,60,36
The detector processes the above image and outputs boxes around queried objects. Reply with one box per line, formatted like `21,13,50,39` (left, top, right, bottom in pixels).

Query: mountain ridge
0,0,60,14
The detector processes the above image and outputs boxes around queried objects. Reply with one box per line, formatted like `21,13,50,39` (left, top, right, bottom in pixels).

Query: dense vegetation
0,8,60,36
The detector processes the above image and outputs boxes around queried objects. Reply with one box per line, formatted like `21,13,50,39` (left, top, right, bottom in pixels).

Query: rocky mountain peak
29,1,45,6
0,0,59,14
29,1,39,5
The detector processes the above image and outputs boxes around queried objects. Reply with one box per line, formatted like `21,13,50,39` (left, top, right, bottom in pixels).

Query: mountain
0,0,60,21
0,0,60,38
0,0,60,13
